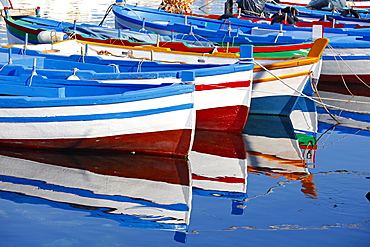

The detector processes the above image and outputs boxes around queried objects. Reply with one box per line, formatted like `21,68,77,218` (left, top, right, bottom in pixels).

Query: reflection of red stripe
195,80,251,91
299,145,317,150
192,174,246,184
192,130,247,158
0,148,190,185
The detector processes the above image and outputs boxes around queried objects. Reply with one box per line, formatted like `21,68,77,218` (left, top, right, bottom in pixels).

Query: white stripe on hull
251,75,308,99
0,108,194,139
194,87,251,110
321,58,370,75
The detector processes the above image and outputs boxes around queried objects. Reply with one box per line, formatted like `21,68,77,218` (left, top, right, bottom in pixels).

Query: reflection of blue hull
318,121,370,137
0,149,192,234
243,114,296,139
193,188,248,215
0,189,186,230
193,188,248,200
317,107,370,124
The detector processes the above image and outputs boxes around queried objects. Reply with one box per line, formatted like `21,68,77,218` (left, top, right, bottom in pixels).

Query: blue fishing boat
0,37,328,117
111,0,370,41
0,71,195,157
0,46,255,132
0,4,322,52
265,1,370,25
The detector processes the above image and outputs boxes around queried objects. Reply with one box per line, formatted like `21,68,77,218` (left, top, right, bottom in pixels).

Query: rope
309,74,341,123
325,44,370,90
198,0,218,12
253,59,370,115
136,59,144,72
98,4,114,26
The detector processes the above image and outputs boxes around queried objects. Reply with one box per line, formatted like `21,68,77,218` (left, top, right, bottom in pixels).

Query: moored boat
250,38,328,116
0,77,195,157
1,37,328,117
0,47,255,132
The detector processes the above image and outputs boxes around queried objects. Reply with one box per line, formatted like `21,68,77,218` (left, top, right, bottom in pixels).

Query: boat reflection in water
316,80,370,132
243,97,318,199
189,130,248,215
0,148,192,243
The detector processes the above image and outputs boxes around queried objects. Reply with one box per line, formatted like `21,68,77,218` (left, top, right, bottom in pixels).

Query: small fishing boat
276,0,370,8
0,47,255,132
264,1,370,25
2,37,328,117
0,76,195,157
111,0,370,41
319,54,370,85
0,148,192,243
0,4,328,55
250,38,328,115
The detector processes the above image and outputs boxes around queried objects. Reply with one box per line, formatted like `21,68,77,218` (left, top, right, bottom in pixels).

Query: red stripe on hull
0,129,193,158
196,105,250,133
253,43,313,53
0,148,190,185
192,130,246,159
318,80,370,97
195,80,251,91
319,74,370,86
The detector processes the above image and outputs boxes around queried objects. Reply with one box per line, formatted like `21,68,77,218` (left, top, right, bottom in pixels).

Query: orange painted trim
254,57,320,72
253,71,312,84
76,40,241,59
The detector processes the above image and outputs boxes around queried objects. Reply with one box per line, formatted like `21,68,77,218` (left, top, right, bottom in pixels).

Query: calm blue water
0,1,369,246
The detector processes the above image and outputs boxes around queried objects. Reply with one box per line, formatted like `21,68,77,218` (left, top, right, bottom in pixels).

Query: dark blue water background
0,1,369,246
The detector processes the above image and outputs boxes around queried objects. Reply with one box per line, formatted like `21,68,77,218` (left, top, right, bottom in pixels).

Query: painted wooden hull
0,83,195,157
3,13,321,56
0,148,192,233
0,46,254,133
3,13,314,55
3,37,329,117
265,2,370,25
111,2,370,42
277,0,370,8
319,55,370,85
252,56,323,116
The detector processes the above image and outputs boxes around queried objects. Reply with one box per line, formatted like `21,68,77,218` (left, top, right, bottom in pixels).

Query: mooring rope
253,59,370,115
325,44,370,91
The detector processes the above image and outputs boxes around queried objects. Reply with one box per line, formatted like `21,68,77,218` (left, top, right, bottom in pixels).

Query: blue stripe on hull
0,84,194,107
250,95,299,116
0,103,193,123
